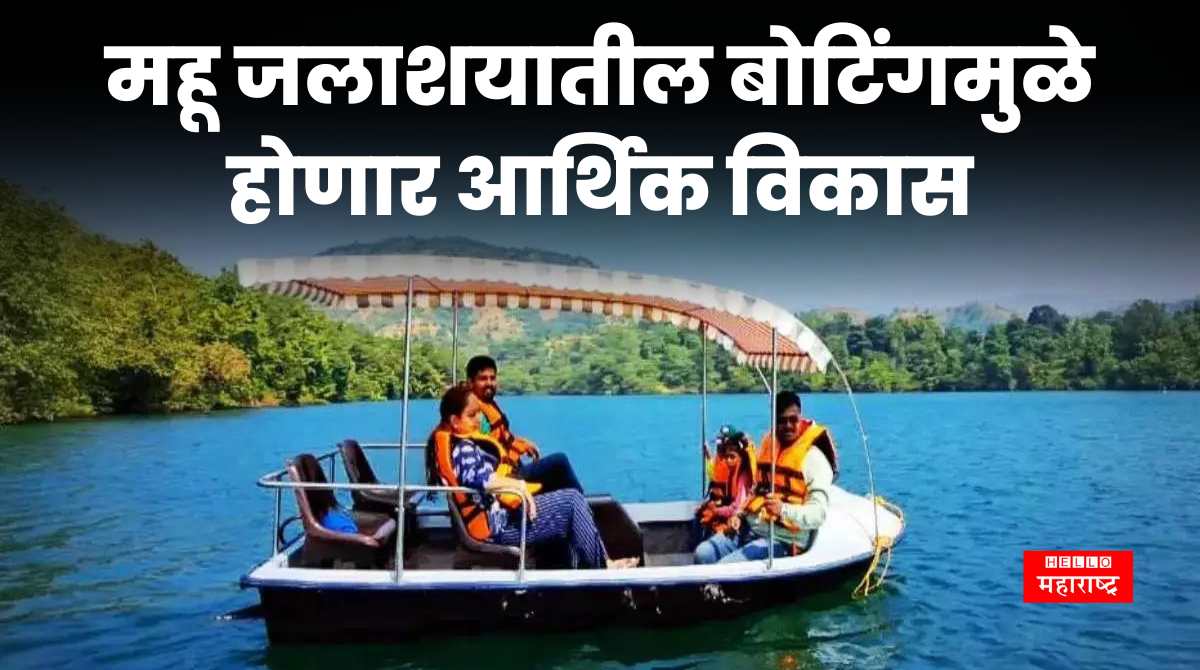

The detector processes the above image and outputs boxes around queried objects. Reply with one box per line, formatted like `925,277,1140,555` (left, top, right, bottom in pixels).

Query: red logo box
1024,551,1133,603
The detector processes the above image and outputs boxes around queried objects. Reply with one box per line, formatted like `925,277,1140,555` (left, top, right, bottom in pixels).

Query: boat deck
284,499,700,571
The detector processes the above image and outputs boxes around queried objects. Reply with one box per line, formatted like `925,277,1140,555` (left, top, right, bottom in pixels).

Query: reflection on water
256,584,898,670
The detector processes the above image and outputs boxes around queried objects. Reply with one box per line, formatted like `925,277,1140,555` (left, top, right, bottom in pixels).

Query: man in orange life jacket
716,390,837,563
466,355,584,493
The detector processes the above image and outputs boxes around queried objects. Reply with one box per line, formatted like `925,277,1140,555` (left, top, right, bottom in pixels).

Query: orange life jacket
699,440,757,532
429,427,542,542
700,455,753,533
745,421,838,531
479,398,533,457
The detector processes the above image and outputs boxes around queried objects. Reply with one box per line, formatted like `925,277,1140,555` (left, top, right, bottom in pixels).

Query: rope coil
852,495,904,599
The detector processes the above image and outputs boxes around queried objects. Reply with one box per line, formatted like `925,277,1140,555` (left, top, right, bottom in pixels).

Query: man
717,390,837,563
466,355,584,494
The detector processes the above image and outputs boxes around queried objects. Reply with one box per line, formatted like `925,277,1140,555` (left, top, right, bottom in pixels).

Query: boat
234,254,906,644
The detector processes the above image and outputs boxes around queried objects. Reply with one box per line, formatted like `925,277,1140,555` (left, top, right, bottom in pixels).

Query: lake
2,392,1198,669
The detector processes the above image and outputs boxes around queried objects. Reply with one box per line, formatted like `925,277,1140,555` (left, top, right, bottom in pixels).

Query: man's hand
764,492,784,517
519,438,541,461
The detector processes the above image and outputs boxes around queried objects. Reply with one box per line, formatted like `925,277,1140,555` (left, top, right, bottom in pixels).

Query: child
694,425,755,564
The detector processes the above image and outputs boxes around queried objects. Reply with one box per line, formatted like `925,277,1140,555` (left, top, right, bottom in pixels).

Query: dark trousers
496,489,607,569
517,453,583,494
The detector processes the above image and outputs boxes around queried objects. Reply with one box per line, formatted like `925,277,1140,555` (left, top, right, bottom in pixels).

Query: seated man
717,391,838,563
432,384,636,569
466,355,583,494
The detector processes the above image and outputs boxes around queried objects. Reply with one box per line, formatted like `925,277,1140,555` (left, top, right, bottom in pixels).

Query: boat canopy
237,255,832,373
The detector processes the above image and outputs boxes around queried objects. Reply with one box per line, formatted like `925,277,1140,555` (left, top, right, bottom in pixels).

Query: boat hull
251,558,870,644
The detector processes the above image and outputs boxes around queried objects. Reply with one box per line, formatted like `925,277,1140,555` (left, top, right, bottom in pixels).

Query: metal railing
257,450,530,582
259,441,427,539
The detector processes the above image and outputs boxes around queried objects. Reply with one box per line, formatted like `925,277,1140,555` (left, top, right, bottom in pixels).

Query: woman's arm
484,474,537,519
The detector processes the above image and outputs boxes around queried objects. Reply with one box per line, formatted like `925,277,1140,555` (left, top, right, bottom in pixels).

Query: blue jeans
518,453,583,494
717,537,797,563
694,531,742,564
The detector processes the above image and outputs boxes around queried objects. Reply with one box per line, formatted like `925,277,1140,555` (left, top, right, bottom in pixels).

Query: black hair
427,383,474,485
717,432,750,460
466,355,498,379
776,390,803,416
439,383,474,423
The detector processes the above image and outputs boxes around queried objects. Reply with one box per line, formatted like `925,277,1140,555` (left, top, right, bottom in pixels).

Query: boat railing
257,457,530,582
256,441,425,492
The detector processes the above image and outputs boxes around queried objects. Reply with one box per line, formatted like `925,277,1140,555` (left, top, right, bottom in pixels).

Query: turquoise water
1,392,1198,669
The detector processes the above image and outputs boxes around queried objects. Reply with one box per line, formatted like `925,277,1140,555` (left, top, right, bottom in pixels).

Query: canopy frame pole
272,488,281,556
753,367,771,394
829,356,878,543
395,276,415,582
700,325,709,498
767,328,778,570
451,292,460,385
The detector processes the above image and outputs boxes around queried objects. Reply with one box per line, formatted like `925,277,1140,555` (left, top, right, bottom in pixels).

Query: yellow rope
852,495,903,599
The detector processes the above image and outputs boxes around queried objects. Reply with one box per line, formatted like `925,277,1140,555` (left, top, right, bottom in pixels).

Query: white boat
234,254,905,643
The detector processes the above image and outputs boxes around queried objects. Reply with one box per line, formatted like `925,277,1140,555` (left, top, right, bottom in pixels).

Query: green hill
4,185,1199,425
928,302,1021,332
804,302,1018,333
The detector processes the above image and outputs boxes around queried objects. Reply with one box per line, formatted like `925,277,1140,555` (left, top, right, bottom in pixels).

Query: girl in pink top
694,426,755,564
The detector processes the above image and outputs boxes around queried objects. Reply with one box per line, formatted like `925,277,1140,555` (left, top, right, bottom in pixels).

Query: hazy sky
2,14,1196,314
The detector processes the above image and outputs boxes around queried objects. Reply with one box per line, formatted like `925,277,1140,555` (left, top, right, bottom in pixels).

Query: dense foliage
2,183,1197,424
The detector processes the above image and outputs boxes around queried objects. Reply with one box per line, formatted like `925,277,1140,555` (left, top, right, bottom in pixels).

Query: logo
1024,551,1133,603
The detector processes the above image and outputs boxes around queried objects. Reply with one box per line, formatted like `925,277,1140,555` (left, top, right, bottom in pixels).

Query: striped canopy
237,255,832,373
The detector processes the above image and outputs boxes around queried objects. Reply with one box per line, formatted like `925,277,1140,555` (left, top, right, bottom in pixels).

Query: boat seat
338,439,421,516
643,552,695,567
587,494,646,565
445,489,522,569
288,453,397,569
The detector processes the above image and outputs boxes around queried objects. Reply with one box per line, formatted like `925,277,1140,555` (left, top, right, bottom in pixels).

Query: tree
982,325,1014,390
864,316,891,354
1114,300,1170,360
1027,304,1069,334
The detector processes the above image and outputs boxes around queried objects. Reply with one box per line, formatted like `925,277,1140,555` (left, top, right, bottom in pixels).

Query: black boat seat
586,494,646,565
338,439,421,516
445,488,522,569
288,453,397,569
442,489,645,569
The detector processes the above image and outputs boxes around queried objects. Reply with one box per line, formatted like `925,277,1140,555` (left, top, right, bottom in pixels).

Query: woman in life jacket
693,425,756,564
432,384,639,569
425,402,544,544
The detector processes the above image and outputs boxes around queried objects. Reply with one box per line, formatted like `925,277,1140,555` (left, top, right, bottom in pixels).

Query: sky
1,13,1196,315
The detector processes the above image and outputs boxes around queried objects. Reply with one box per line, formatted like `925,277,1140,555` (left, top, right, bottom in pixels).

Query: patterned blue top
450,436,509,537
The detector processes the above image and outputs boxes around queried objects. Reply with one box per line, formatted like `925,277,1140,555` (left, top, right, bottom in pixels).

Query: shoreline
5,387,1193,427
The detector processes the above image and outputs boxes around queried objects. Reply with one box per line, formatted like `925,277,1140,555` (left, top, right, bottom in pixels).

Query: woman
434,384,638,569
